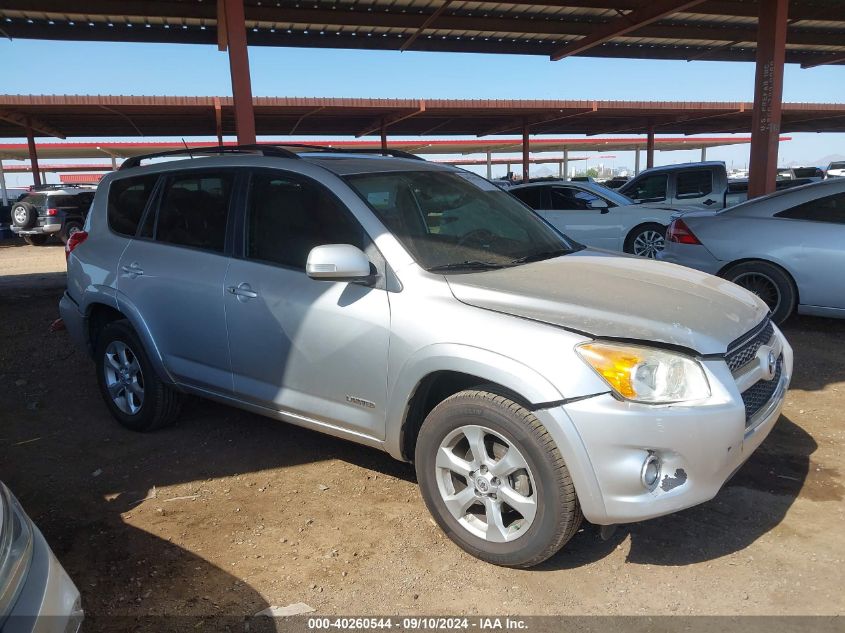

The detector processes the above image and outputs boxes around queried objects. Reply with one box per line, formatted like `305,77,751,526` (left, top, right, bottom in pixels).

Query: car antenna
182,138,194,159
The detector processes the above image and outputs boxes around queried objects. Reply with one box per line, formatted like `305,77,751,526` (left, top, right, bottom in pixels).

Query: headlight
576,341,711,404
0,483,34,622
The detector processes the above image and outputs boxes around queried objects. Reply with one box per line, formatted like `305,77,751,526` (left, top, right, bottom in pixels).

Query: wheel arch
717,257,800,305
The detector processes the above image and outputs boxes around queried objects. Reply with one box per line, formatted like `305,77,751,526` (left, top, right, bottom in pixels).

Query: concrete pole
26,122,41,187
748,0,788,198
563,148,569,180
506,162,511,176
522,121,530,183
700,147,707,162
0,160,8,206
634,150,641,175
558,161,563,178
646,124,655,169
222,0,257,145
110,156,117,170
486,152,492,179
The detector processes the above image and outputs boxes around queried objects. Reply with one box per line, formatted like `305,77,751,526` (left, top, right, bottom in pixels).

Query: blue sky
1,38,843,183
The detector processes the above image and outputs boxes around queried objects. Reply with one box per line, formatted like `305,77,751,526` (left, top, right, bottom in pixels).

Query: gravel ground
0,242,842,628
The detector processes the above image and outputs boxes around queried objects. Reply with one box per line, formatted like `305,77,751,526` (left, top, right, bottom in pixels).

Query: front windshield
345,170,579,271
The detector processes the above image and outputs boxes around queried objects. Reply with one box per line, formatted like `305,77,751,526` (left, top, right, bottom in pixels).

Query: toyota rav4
60,145,792,568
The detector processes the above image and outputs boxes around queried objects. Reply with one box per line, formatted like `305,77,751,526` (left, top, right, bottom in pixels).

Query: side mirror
588,199,609,210
306,244,373,282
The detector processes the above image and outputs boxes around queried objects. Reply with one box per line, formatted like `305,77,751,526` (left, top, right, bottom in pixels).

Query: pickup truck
618,161,813,211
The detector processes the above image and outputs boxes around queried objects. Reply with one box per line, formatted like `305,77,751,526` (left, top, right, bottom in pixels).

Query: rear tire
721,261,796,324
415,389,582,568
60,221,84,244
95,320,183,432
23,234,49,246
624,222,667,258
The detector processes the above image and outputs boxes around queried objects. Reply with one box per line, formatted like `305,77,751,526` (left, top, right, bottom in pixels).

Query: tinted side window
246,171,367,270
108,175,159,237
550,186,603,210
676,170,713,199
511,186,547,210
775,192,845,224
626,174,668,202
156,171,234,252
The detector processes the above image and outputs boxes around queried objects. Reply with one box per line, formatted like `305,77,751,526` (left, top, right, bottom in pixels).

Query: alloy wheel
632,230,665,258
103,340,145,415
435,424,537,543
732,271,782,313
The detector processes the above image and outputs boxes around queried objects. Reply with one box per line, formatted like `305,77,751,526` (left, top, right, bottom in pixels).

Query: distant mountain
787,153,845,167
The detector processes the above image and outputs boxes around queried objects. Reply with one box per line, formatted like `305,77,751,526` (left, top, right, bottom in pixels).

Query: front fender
383,343,565,460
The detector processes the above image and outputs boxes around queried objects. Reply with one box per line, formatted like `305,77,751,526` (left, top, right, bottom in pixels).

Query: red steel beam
522,121,530,182
748,0,788,198
400,0,453,52
222,0,256,145
646,123,655,169
25,120,41,187
801,52,845,70
549,0,708,62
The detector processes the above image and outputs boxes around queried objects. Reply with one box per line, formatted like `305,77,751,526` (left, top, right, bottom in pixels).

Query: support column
486,152,492,179
0,160,8,206
380,122,388,154
646,124,655,169
558,162,563,178
563,148,569,180
222,0,256,145
214,97,224,145
748,0,788,198
26,121,41,187
110,156,117,170
700,147,707,162
506,162,511,176
634,149,641,175
522,121,530,183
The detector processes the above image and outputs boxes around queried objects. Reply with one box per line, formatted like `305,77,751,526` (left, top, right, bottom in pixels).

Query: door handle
227,283,258,300
121,262,144,277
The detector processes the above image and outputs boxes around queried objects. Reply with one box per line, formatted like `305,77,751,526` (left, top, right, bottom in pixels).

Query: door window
154,171,234,252
676,170,713,199
510,186,548,210
245,171,368,270
626,174,668,202
550,186,605,210
107,175,159,237
775,192,845,224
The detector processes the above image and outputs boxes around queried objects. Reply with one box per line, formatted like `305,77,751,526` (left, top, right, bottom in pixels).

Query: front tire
95,320,183,432
721,261,796,324
23,234,49,246
624,223,667,258
415,389,582,568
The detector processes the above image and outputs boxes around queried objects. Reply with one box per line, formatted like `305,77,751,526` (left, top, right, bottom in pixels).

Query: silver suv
60,145,793,568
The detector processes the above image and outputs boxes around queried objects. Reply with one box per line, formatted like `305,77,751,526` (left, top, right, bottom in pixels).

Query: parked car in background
61,144,791,568
660,178,845,323
826,161,845,178
509,179,678,257
601,176,630,190
777,166,825,181
0,481,83,632
10,185,96,245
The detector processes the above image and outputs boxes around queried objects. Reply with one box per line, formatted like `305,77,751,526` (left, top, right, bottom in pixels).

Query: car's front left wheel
415,389,582,568
624,223,667,258
95,320,183,432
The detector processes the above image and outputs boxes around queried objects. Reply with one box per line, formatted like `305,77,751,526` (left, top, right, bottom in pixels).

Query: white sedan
509,180,680,257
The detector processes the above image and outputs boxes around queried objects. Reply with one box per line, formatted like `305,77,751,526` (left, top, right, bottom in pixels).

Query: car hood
446,250,769,355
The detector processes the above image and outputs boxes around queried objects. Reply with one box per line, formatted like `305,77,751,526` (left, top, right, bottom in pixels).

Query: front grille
741,357,783,424
726,319,774,373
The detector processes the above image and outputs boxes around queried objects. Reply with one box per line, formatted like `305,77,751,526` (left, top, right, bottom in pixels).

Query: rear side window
108,175,159,237
676,170,713,199
550,186,605,210
510,186,547,210
21,194,47,207
775,192,845,224
625,174,668,202
245,171,367,270
155,171,234,253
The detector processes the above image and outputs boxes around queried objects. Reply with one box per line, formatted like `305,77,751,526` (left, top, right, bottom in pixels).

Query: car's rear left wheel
624,223,667,258
415,389,582,568
721,261,796,324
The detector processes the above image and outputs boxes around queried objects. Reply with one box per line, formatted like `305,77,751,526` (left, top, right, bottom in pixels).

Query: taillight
65,230,88,260
666,219,701,245
46,208,58,216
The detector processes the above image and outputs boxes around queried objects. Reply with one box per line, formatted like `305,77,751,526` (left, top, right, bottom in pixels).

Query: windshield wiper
509,248,573,265
427,260,508,272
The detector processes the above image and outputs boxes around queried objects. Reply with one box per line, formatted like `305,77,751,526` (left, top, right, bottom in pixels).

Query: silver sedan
659,178,845,323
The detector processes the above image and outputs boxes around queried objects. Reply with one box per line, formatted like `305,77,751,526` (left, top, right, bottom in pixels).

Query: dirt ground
0,240,843,627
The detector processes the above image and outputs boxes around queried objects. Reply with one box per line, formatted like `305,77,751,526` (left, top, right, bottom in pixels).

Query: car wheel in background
95,320,183,432
624,223,666,258
23,234,49,246
11,202,37,229
60,221,84,244
721,261,797,324
415,389,582,568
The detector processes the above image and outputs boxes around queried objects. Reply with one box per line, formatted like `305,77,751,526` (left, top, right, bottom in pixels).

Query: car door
224,169,391,438
772,191,845,310
539,186,621,249
117,168,236,393
670,168,720,209
621,172,668,204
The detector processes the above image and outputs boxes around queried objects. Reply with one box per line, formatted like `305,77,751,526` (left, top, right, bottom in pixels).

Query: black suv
10,185,96,245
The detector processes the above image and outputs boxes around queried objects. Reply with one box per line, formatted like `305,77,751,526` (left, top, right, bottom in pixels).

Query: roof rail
118,144,301,170
281,144,426,161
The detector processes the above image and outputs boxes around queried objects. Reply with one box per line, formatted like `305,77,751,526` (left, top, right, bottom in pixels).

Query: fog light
641,454,661,490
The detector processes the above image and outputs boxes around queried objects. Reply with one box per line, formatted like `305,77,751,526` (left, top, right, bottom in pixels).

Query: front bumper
3,527,82,633
536,331,793,525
